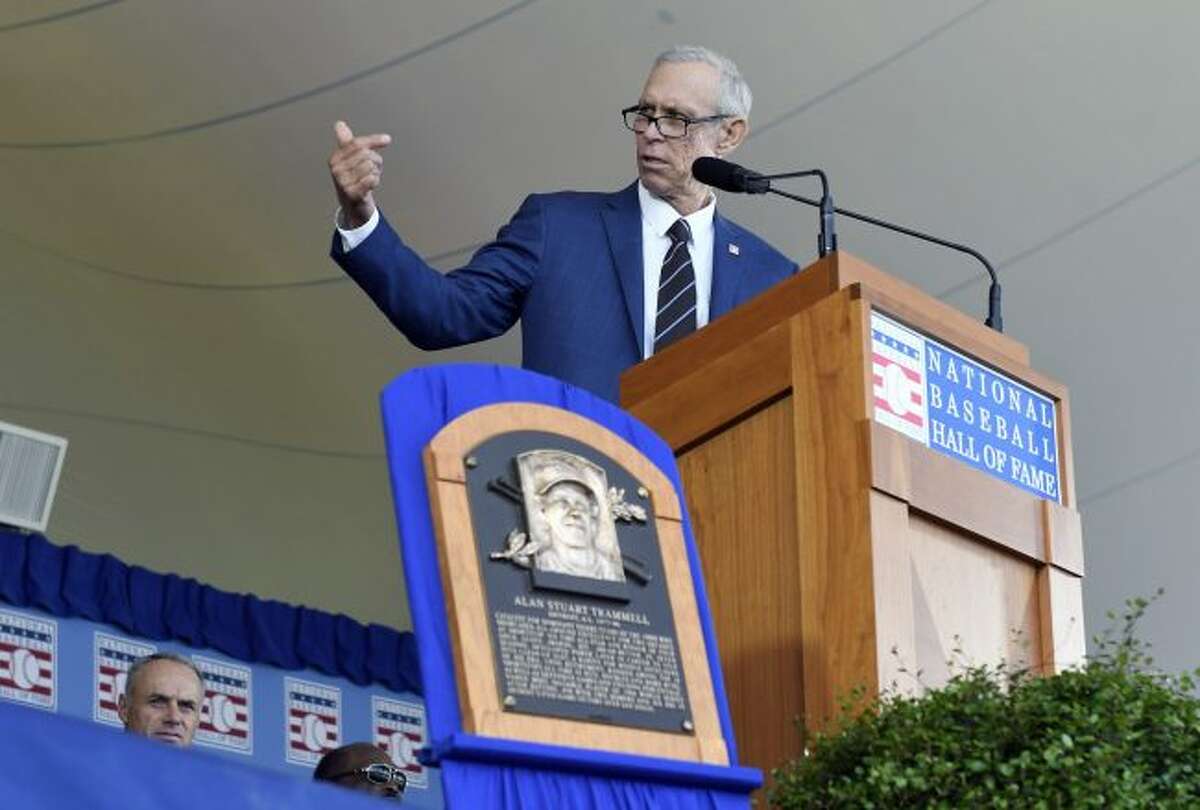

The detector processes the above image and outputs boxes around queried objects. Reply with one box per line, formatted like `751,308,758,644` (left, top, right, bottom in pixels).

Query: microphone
694,157,1003,332
692,156,770,194
694,157,837,257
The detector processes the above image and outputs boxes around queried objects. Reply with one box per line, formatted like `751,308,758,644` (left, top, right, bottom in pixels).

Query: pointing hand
328,120,392,229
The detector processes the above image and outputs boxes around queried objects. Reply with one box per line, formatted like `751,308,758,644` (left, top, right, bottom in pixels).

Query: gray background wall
2,1,1196,670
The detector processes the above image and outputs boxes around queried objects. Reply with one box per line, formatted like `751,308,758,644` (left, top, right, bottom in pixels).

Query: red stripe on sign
219,710,249,725
203,725,248,739
287,731,337,745
0,643,53,662
872,352,921,383
0,679,52,696
290,710,338,726
874,397,924,427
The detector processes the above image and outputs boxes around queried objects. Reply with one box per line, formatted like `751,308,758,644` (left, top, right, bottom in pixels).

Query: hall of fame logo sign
195,656,252,754
871,314,929,444
871,311,1061,502
373,696,427,789
94,632,156,725
284,677,341,766
0,609,57,710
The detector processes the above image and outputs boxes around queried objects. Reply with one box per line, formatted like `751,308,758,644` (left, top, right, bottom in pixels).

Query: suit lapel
710,213,743,318
601,183,645,353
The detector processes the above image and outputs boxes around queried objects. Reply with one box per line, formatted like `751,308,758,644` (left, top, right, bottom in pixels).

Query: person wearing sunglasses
313,742,407,801
327,45,795,404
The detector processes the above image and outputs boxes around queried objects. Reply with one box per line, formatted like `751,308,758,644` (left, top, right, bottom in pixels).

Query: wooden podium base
622,252,1086,778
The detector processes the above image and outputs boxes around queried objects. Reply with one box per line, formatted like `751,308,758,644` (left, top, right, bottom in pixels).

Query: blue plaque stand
379,364,760,809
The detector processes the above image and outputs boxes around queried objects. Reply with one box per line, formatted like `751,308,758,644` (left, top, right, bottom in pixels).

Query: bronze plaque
465,431,693,735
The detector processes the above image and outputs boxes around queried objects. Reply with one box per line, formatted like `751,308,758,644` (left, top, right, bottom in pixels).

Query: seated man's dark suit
331,182,796,403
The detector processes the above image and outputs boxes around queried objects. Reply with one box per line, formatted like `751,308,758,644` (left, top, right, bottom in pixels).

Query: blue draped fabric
380,364,758,809
0,701,398,810
441,760,747,810
0,528,420,693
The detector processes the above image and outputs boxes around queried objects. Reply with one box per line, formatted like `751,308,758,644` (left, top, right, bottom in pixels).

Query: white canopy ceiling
2,0,1197,669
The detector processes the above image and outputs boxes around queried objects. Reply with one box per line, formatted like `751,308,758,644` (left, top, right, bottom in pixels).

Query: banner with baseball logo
0,530,441,808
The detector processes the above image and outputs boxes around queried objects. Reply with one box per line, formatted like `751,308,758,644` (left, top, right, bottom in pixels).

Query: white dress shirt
336,207,380,253
637,181,715,359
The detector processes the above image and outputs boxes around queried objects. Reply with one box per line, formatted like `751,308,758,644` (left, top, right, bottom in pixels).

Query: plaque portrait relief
488,448,650,592
519,451,624,582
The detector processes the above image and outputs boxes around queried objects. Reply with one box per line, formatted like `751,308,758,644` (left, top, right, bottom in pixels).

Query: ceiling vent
0,420,68,533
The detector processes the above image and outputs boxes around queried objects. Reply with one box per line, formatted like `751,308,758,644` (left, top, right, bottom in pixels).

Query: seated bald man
117,653,204,748
313,742,407,801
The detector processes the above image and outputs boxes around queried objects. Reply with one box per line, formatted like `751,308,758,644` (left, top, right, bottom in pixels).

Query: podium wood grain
621,251,1086,780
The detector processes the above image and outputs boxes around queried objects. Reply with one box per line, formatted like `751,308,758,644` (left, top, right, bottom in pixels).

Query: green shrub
770,594,1200,808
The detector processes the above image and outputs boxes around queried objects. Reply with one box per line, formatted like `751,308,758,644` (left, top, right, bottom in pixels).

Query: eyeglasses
329,763,407,798
621,105,730,139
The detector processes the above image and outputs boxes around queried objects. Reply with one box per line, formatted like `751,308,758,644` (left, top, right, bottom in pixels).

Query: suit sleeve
330,195,546,349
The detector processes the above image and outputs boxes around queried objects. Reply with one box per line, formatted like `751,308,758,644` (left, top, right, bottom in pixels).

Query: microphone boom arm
761,170,837,258
768,187,1003,332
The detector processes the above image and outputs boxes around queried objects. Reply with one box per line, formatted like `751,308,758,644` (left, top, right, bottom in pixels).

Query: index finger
355,133,392,150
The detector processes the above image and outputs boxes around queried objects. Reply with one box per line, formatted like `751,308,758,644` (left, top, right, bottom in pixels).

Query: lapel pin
728,243,740,256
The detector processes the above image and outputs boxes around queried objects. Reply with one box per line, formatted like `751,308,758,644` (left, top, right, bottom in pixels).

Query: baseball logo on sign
94,632,156,726
284,677,341,766
0,610,57,711
194,656,253,754
871,312,930,445
372,696,428,789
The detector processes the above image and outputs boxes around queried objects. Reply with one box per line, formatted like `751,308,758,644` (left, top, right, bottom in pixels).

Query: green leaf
769,593,1200,809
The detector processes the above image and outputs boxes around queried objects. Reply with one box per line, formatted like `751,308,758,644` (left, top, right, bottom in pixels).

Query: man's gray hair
654,45,753,118
124,652,205,700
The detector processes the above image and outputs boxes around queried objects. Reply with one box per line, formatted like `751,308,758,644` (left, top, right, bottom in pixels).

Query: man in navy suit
328,46,796,403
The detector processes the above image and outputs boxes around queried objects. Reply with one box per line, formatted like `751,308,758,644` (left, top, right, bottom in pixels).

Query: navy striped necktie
653,218,697,353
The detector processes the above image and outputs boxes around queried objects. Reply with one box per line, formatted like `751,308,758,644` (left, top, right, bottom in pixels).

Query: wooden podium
620,251,1086,778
